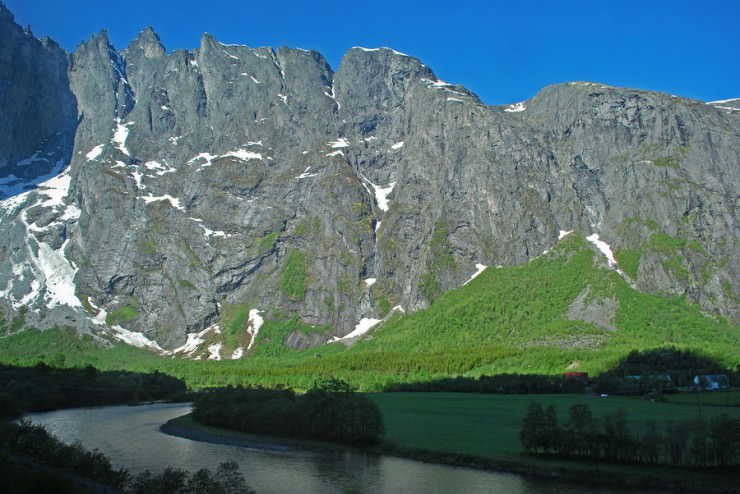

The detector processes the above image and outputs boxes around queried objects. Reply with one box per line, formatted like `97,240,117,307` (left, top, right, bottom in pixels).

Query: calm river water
27,403,660,494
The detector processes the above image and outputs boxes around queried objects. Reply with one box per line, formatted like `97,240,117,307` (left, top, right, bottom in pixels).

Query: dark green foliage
708,414,740,467
385,373,587,394
602,408,636,462
178,279,197,290
302,378,385,444
520,402,740,467
516,403,561,454
0,393,20,419
0,420,129,488
563,403,598,458
375,296,392,316
649,231,687,255
9,308,26,333
639,420,661,464
129,467,187,494
519,401,545,453
420,221,457,302
594,348,731,393
0,364,186,412
419,272,442,302
129,465,253,494
0,456,88,494
653,156,679,168
615,248,641,279
105,306,138,326
259,232,279,252
250,316,330,358
281,250,308,300
193,378,384,445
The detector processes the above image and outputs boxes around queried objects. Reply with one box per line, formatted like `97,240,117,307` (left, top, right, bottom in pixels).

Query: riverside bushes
0,420,254,493
0,420,129,488
519,401,740,467
192,378,385,445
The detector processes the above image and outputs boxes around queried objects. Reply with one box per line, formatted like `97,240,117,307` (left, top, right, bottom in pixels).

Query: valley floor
165,392,740,493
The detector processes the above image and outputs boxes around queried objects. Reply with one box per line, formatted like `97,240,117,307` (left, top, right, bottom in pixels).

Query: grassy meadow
371,392,738,459
369,392,740,491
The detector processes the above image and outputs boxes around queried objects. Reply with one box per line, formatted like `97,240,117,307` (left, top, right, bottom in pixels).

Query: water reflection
27,403,662,494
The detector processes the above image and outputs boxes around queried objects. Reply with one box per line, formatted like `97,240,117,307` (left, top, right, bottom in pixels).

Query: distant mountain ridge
0,2,737,358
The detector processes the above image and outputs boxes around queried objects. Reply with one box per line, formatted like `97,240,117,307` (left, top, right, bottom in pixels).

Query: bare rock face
0,5,737,353
568,286,618,332
0,3,76,188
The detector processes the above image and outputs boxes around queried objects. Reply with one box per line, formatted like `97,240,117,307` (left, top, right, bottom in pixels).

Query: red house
563,372,589,382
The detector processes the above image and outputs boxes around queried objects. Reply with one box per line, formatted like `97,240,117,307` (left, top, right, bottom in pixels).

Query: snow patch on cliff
173,324,219,356
464,263,487,285
33,241,81,309
112,119,133,156
355,46,410,57
246,309,264,351
131,170,146,190
86,145,105,161
207,343,222,360
144,161,177,176
142,194,186,211
504,102,526,112
372,182,396,212
297,166,318,179
329,138,350,148
224,149,263,161
586,234,623,275
111,325,165,352
188,152,217,169
328,318,382,343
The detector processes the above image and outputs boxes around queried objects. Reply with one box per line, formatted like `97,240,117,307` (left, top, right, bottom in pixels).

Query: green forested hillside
0,235,737,390
348,234,738,374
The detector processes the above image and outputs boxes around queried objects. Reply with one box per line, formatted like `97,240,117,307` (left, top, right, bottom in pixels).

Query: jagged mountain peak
0,1,14,23
126,26,166,59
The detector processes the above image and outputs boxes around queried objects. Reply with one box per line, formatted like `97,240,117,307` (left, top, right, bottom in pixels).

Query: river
26,403,657,494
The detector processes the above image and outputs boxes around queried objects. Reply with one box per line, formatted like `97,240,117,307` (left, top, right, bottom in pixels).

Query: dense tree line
384,373,587,394
193,378,385,445
519,401,740,468
0,420,253,493
593,349,738,394
0,364,187,415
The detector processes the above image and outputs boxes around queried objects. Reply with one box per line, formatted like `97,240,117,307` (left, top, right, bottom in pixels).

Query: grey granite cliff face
0,10,737,354
0,3,76,190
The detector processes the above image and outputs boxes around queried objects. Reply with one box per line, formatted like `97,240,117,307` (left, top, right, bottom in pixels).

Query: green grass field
662,389,740,407
371,392,739,459
368,392,740,492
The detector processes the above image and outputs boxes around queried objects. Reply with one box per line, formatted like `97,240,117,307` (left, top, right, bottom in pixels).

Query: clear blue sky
5,0,738,105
